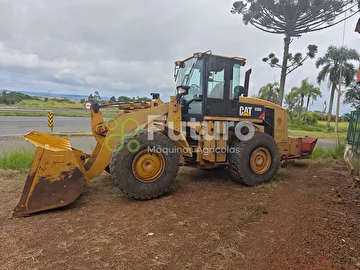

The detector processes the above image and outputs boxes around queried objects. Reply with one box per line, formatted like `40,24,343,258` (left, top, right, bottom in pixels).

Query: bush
287,110,296,122
311,111,326,121
301,113,318,125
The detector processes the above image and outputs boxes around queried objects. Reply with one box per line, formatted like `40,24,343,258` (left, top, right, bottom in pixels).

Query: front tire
110,131,179,199
228,132,280,186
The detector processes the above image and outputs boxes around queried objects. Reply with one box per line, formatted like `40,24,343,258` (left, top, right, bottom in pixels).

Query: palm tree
290,86,304,123
288,79,320,123
291,80,307,123
316,46,359,133
257,82,280,103
305,84,322,113
284,88,299,113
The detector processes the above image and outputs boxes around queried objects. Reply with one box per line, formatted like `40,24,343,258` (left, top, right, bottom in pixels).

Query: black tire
109,131,179,199
228,131,280,186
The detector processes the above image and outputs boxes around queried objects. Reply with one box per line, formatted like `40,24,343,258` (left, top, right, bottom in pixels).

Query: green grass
311,140,345,159
49,131,92,136
0,150,35,170
288,120,348,139
0,111,89,117
15,100,83,109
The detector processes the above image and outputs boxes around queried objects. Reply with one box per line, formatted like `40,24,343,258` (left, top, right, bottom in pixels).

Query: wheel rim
250,147,272,175
132,149,165,183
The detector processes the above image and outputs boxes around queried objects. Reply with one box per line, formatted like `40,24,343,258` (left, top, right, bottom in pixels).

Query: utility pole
335,8,348,135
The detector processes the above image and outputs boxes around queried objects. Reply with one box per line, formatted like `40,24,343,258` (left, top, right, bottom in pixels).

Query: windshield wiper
180,62,195,87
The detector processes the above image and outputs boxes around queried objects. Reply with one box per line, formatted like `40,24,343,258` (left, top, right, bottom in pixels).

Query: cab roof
175,51,246,66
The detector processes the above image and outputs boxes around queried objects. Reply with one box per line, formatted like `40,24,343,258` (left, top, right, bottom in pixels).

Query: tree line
83,91,152,104
255,45,360,132
0,90,152,105
0,90,40,105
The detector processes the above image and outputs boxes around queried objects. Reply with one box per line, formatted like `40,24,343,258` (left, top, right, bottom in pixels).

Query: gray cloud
0,0,359,114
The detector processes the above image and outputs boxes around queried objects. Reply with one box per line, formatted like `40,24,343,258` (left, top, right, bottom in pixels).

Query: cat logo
239,106,253,117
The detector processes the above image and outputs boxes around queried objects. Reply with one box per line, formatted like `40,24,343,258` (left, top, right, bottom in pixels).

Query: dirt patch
0,159,359,269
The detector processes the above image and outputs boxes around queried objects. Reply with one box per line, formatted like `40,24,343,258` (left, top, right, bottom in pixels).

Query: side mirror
176,85,190,96
176,85,190,103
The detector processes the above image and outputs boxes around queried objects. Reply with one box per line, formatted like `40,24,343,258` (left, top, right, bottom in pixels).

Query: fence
347,110,360,153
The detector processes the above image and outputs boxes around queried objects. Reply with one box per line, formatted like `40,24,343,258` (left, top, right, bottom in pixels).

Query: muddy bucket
12,131,87,217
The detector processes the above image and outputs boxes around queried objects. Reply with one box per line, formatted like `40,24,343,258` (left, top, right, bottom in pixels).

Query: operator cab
174,50,251,122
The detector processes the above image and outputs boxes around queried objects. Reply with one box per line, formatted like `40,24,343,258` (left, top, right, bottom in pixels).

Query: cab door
205,58,243,118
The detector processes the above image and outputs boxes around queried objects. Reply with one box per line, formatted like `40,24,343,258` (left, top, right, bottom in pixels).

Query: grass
311,140,345,159
15,100,83,109
0,149,35,170
288,120,348,140
0,111,89,117
49,131,92,136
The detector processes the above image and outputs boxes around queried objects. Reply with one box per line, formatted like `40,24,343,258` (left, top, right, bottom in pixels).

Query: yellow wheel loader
12,51,318,217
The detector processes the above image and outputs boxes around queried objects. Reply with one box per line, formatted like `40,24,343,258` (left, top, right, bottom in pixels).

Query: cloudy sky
0,0,359,114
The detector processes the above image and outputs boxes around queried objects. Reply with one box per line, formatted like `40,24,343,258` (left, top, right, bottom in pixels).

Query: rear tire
110,131,179,199
228,131,280,186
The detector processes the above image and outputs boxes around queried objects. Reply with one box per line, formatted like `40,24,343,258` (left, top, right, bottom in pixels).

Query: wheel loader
12,50,318,217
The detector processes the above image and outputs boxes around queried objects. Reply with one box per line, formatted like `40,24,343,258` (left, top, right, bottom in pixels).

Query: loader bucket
12,131,86,217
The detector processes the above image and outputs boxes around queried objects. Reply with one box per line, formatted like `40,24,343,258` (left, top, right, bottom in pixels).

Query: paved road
314,138,337,150
0,106,85,113
0,116,92,136
0,116,339,154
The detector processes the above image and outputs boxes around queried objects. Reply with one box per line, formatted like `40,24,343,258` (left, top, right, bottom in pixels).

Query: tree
0,90,39,105
88,91,103,104
118,96,132,102
284,79,321,122
262,45,318,104
109,96,116,103
231,0,359,106
305,83,322,113
291,79,321,122
316,45,359,133
290,84,306,123
344,83,360,109
316,46,360,133
134,96,151,102
88,93,95,102
93,91,102,103
257,82,280,103
284,89,299,112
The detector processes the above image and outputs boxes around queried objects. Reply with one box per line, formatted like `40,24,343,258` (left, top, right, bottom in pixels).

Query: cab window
230,63,241,100
207,60,226,99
